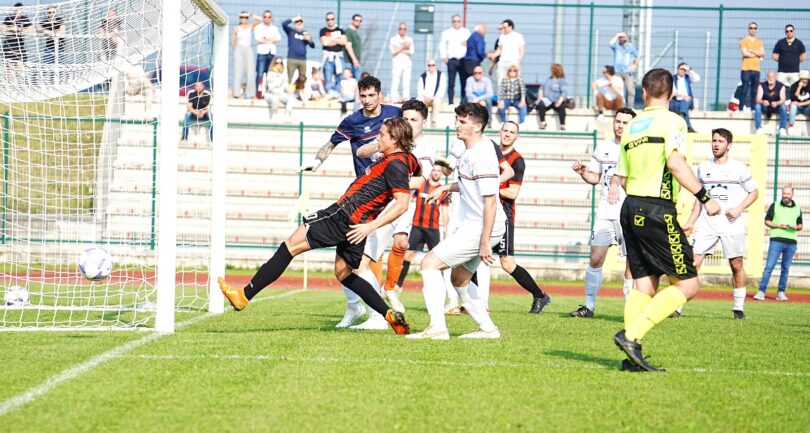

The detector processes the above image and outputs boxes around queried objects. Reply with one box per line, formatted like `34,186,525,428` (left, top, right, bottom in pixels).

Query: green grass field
1,289,809,433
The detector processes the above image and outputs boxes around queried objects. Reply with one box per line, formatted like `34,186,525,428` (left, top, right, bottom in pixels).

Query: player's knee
421,252,442,270
500,257,516,273
393,235,409,250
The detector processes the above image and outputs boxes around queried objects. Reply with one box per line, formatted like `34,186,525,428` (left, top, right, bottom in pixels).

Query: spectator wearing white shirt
254,10,281,90
231,11,259,99
490,19,525,91
263,57,293,120
390,22,415,102
669,62,700,133
439,15,471,105
591,65,625,120
417,59,447,127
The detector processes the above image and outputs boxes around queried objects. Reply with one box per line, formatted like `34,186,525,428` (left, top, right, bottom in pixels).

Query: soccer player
408,103,506,340
218,118,419,335
610,68,720,371
493,121,552,314
570,108,636,318
680,128,758,319
297,75,402,329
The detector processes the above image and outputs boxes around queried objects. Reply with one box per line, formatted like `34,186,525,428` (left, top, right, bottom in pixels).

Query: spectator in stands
498,65,527,125
389,22,414,102
491,19,525,91
487,23,504,77
282,15,314,84
465,65,494,127
535,63,568,131
181,81,212,141
290,76,307,103
789,70,810,133
306,66,330,102
125,63,156,111
610,31,640,108
97,9,122,61
755,70,788,135
231,11,258,99
263,58,292,121
320,12,347,96
439,15,470,105
740,22,764,112
339,67,358,116
417,59,446,127
592,65,625,120
254,10,280,91
772,24,806,87
669,62,700,133
462,24,487,103
38,5,65,65
2,3,33,68
343,14,362,78
754,185,803,302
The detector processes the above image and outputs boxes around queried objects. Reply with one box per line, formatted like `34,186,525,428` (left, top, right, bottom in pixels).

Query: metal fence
219,1,810,110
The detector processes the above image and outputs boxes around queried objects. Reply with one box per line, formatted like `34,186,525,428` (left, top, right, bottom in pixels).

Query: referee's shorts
620,196,697,280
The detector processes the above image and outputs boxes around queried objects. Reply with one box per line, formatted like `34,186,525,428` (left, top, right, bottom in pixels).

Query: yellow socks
624,289,652,329
625,286,688,342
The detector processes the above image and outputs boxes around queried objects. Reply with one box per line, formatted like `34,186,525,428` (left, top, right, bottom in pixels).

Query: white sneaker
335,304,366,328
385,290,405,313
755,127,765,134
780,127,788,136
459,328,501,339
405,326,450,340
752,291,765,301
349,311,389,330
776,292,789,301
596,114,606,122
742,106,752,113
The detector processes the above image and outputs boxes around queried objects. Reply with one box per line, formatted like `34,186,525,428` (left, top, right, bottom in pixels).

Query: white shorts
431,222,505,273
691,230,747,259
591,219,626,257
363,202,414,262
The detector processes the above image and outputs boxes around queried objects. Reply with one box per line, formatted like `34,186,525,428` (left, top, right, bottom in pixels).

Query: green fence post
773,135,780,203
298,122,305,225
585,2,595,109
2,112,8,244
336,0,342,25
713,4,724,111
589,130,597,234
149,120,158,250
444,126,450,183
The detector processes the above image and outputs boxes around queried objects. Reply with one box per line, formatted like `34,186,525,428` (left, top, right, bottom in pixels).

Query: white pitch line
115,353,810,378
0,289,304,417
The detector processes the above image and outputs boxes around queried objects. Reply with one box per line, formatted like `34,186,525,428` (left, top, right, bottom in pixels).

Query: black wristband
695,187,711,204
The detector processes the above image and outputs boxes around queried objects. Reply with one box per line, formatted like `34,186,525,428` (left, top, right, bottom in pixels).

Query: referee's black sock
245,242,293,300
509,265,545,298
341,274,389,316
396,260,411,288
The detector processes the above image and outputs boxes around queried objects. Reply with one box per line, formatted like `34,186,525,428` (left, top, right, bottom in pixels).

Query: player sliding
217,118,419,335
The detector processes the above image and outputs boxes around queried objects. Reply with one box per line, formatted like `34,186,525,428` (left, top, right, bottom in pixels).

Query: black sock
510,265,544,298
471,271,478,286
396,260,411,288
244,243,293,300
341,274,389,316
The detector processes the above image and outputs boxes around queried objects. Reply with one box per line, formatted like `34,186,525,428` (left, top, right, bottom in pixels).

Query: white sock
360,270,384,320
675,305,684,314
622,278,633,299
733,288,747,311
422,269,448,332
443,269,458,307
584,265,602,311
456,286,497,332
342,284,360,305
474,261,491,308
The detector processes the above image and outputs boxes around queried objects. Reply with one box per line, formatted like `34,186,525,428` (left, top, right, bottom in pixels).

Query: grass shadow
544,349,620,369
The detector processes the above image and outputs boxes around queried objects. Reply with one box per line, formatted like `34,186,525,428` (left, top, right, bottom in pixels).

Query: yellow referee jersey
615,106,688,202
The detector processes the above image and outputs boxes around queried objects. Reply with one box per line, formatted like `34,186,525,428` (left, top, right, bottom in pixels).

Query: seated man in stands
125,64,157,112
591,65,625,121
789,70,810,134
465,65,494,128
754,70,788,135
181,81,213,141
417,59,446,127
669,62,700,133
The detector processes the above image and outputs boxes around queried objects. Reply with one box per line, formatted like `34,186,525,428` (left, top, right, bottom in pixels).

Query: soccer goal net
0,0,227,331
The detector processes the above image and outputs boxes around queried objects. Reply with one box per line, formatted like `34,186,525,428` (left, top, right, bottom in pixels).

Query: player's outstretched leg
220,241,296,311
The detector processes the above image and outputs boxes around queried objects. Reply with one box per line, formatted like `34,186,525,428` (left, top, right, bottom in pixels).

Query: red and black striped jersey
499,148,525,223
412,181,451,230
338,152,421,224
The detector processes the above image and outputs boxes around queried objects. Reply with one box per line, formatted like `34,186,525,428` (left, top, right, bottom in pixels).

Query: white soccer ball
4,285,30,306
78,247,114,281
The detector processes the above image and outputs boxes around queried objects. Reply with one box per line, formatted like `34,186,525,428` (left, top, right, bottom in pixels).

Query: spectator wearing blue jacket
669,62,700,133
282,15,315,83
462,24,487,103
610,32,640,107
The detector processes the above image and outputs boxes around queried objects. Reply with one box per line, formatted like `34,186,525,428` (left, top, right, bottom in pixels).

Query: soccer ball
4,285,30,306
78,247,114,281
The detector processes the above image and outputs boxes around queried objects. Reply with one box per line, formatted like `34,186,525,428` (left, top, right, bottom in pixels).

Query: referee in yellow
609,68,720,372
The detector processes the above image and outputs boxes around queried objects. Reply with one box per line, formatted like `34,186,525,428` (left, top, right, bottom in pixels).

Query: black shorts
408,226,441,252
492,221,514,257
303,203,365,269
620,196,697,280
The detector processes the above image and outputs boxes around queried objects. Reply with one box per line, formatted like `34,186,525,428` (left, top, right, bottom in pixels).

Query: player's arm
667,151,720,216
299,140,338,172
355,140,379,158
499,183,520,200
347,192,409,244
571,160,601,185
608,175,625,204
479,194,497,265
727,188,759,220
409,176,426,190
682,198,701,235
440,202,450,238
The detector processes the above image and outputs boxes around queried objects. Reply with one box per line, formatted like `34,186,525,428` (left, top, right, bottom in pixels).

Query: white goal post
0,0,228,332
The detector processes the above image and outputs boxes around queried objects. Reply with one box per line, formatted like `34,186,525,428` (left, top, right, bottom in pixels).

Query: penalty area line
0,289,304,417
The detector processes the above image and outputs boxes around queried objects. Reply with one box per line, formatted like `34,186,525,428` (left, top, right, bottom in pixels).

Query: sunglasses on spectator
749,26,757,30
428,63,436,66
264,15,272,18
786,29,794,33
326,17,336,21
452,19,461,23
474,71,483,75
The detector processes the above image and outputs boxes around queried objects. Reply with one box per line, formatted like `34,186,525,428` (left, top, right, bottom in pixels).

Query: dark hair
325,12,335,19
352,14,362,20
358,75,382,92
402,99,428,120
502,19,514,29
786,24,795,30
14,2,23,7
455,103,489,133
749,21,758,27
641,68,673,99
712,128,733,144
604,65,615,75
615,107,637,119
501,120,520,132
383,117,415,153
677,62,688,70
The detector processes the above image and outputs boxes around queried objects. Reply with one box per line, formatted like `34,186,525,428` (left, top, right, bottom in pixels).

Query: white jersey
412,135,437,180
456,138,507,229
587,139,626,220
696,158,757,235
